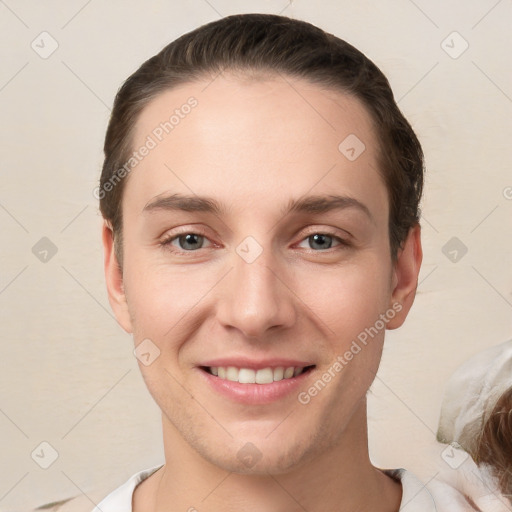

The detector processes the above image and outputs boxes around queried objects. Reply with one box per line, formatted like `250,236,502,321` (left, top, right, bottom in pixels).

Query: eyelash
158,228,351,255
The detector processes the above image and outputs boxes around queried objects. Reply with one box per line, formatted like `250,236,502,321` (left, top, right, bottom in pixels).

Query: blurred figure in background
429,339,512,511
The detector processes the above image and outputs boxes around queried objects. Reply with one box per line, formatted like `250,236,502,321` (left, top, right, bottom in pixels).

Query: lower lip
197,367,314,405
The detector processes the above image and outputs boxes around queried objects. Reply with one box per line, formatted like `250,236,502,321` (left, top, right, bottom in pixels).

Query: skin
103,72,422,512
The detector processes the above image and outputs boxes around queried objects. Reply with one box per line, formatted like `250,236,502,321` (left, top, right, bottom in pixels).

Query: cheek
123,255,215,339
296,258,392,340
296,264,391,409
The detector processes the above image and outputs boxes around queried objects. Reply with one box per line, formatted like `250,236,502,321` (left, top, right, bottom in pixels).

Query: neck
134,401,402,512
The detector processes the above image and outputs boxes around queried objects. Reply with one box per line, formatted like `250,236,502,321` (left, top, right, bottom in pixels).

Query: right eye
160,232,214,252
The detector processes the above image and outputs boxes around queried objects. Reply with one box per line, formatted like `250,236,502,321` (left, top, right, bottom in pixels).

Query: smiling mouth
200,365,316,384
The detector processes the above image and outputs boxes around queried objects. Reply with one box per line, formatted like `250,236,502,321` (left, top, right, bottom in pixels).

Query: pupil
311,234,331,250
181,234,201,250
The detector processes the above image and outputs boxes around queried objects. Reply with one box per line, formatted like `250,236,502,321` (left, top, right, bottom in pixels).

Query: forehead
124,73,387,221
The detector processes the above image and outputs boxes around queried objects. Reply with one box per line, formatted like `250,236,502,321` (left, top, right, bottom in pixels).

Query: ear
102,221,133,333
386,223,422,330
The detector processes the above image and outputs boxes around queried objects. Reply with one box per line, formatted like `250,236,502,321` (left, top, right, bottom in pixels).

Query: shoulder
29,489,113,512
30,465,164,512
427,456,510,512
382,468,437,511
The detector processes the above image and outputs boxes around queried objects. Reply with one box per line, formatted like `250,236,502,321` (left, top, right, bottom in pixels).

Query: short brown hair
99,13,424,267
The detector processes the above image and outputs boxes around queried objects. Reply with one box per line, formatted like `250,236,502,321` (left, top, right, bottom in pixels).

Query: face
103,72,421,474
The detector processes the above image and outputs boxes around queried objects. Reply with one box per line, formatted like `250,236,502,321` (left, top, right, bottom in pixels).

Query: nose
216,245,297,339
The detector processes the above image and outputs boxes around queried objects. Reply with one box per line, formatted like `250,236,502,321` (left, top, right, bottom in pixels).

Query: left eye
164,233,212,251
297,233,343,251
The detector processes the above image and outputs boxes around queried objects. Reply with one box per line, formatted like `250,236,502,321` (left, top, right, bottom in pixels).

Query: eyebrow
142,193,374,222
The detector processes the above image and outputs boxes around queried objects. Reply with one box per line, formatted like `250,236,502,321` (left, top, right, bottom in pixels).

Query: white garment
431,339,512,511
91,464,437,511
428,454,511,512
437,339,512,456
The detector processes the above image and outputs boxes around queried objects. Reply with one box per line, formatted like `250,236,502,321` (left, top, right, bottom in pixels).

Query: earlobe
102,221,133,333
386,224,423,330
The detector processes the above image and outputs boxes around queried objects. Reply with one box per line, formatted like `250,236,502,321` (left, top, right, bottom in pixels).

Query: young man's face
104,73,421,474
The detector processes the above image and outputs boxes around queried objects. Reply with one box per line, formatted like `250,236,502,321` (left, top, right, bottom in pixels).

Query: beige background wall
1,0,511,510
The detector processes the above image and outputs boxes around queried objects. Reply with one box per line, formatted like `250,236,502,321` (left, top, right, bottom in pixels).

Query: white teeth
208,365,308,384
238,368,256,384
284,367,294,379
255,367,273,384
226,366,239,382
273,367,284,381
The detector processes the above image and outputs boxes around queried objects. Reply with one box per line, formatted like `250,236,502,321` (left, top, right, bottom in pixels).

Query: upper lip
199,357,315,370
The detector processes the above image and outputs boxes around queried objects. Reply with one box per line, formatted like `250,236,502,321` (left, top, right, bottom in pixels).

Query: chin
196,429,323,476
